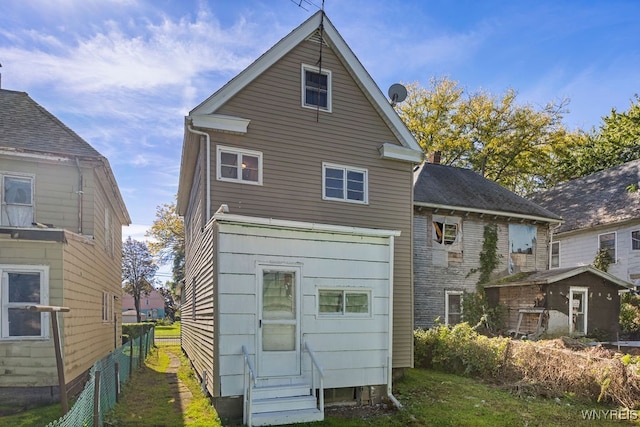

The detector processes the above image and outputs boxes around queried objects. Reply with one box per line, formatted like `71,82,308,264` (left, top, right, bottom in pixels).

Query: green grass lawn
154,321,181,337
105,344,220,426
300,369,637,427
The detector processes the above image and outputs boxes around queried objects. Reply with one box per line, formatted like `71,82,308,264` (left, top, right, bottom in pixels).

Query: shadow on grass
106,349,188,427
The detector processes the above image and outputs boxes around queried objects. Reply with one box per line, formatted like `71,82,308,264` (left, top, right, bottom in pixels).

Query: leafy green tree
554,95,640,180
397,77,576,194
146,201,185,293
122,237,158,322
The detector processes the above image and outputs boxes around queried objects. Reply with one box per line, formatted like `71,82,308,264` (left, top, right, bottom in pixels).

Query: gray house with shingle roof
413,161,562,329
528,159,640,288
0,89,130,405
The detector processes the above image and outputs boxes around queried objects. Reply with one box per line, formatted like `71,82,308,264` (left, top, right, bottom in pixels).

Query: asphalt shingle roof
0,89,102,158
413,162,561,222
528,159,640,234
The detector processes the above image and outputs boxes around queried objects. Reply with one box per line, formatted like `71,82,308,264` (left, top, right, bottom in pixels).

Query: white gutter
187,125,211,221
414,201,562,224
387,235,402,409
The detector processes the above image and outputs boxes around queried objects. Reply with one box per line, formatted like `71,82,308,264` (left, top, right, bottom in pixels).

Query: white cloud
122,223,149,242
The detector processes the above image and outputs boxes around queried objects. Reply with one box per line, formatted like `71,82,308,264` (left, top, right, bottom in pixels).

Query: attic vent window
302,64,332,112
306,30,327,45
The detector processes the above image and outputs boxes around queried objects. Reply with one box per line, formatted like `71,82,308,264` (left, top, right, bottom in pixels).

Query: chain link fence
45,328,155,427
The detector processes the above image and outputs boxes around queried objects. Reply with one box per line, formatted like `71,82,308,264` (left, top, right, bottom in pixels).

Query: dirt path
164,349,194,414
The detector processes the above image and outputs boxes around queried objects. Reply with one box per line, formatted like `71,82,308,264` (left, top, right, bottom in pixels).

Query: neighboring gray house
528,159,640,288
413,160,562,329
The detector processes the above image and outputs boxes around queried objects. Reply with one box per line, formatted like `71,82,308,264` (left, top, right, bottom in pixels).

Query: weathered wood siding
414,209,550,328
216,221,391,397
191,39,414,368
554,222,640,286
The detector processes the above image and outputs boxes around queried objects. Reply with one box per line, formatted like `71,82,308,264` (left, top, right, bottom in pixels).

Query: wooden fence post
93,370,101,427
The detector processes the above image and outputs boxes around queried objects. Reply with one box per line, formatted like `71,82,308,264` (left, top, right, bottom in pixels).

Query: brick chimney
429,151,441,164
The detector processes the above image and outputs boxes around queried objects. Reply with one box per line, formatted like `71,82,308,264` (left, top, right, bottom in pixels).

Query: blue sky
1,0,638,247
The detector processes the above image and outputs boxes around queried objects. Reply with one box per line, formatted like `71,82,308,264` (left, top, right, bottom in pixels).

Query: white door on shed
257,264,301,377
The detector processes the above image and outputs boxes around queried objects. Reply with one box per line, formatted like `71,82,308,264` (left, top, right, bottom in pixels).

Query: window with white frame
216,146,262,185
322,163,368,204
445,290,463,325
302,64,331,112
598,232,616,263
632,230,640,251
1,174,34,227
1,266,49,339
318,289,370,316
433,220,459,245
550,241,560,268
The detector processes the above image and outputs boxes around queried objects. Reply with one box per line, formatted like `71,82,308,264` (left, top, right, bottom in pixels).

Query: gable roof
413,162,562,223
0,89,102,158
484,265,634,290
528,159,640,234
0,89,131,225
187,10,420,153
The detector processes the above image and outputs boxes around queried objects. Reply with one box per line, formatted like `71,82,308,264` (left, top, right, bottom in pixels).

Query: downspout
187,125,211,221
75,157,83,234
387,235,403,409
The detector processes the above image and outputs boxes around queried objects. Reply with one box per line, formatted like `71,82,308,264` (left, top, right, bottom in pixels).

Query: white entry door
569,287,588,335
257,265,301,377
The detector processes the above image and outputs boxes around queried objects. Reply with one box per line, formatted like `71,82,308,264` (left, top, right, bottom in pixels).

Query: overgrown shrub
415,326,640,408
122,323,154,339
414,323,508,378
461,291,507,334
620,293,640,338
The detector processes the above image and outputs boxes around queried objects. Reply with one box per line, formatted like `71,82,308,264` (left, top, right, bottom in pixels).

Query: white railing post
242,345,256,427
303,341,324,416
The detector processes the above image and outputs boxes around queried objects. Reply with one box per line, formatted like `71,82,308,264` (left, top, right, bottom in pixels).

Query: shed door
569,287,588,335
258,266,301,377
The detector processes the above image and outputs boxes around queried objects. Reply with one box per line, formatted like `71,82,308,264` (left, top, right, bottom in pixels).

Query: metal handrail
304,341,324,415
242,345,256,427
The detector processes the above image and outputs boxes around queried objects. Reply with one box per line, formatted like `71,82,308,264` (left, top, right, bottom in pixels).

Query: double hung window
216,146,262,185
302,64,331,112
1,174,34,227
322,163,368,204
1,266,49,339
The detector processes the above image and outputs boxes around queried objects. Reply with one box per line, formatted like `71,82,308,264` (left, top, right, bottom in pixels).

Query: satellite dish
388,83,407,106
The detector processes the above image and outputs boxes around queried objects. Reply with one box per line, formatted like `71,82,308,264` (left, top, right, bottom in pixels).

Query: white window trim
550,241,561,269
632,230,640,251
445,290,463,326
598,231,617,264
317,287,372,318
301,64,332,113
569,286,589,335
1,172,35,227
102,291,111,323
0,265,50,340
322,162,368,204
216,145,263,186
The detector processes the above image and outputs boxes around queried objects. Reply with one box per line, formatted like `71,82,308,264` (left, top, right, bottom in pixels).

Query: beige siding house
177,11,422,426
0,89,130,405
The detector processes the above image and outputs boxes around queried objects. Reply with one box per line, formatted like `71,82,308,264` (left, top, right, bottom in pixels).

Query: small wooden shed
485,266,633,339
